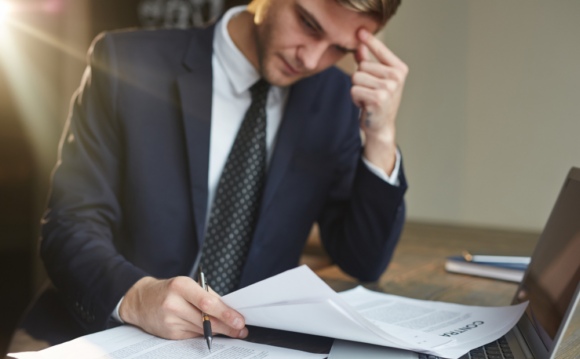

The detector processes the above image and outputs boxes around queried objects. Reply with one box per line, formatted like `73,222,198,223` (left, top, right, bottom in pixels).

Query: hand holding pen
117,274,248,341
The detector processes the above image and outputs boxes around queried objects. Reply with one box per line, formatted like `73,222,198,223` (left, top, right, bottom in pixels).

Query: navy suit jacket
40,24,407,334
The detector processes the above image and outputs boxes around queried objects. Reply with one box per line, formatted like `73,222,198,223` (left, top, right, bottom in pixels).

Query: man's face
253,0,380,87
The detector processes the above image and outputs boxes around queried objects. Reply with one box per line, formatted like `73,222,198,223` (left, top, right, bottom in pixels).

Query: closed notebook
444,255,528,282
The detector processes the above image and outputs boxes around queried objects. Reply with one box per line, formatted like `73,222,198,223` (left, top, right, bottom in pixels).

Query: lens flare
0,2,12,24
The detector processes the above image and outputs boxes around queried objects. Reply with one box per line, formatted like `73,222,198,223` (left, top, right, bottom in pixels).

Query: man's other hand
351,28,408,176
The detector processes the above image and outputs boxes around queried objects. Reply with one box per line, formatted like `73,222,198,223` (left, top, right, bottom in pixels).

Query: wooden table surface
315,222,579,359
7,222,579,358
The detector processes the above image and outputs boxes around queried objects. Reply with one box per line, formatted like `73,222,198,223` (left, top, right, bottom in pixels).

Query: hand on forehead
355,27,405,69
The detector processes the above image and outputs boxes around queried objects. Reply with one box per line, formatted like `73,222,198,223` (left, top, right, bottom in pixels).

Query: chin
266,69,305,87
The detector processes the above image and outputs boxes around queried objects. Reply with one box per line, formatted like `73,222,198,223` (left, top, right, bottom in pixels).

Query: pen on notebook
462,251,531,264
197,266,213,351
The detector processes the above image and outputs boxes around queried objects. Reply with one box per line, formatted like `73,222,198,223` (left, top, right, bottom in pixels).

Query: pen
197,266,213,352
462,251,531,264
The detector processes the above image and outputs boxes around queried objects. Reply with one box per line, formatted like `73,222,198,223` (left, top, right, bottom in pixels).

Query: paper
340,286,527,358
9,325,327,359
223,265,451,350
10,266,527,359
222,265,527,358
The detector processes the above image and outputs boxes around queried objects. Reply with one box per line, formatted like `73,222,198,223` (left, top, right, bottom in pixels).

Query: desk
316,222,580,359
7,223,579,358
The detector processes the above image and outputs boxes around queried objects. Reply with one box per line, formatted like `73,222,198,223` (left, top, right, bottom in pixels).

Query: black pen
197,266,213,351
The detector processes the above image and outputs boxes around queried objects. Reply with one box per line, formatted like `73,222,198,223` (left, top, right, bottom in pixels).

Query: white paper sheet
340,286,528,358
8,325,327,359
10,266,527,359
222,265,527,358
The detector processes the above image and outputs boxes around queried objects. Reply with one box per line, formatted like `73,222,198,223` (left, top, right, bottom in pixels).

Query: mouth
279,56,300,77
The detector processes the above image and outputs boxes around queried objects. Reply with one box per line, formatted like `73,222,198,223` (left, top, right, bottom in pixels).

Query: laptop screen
513,168,580,351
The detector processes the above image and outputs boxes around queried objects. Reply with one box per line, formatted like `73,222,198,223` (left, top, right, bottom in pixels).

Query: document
340,286,525,358
221,265,527,358
9,325,327,359
10,266,527,359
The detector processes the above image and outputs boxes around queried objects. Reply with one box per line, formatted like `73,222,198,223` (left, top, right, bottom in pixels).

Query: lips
280,56,300,76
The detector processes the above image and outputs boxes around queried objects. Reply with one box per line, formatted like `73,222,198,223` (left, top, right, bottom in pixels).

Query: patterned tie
201,79,270,295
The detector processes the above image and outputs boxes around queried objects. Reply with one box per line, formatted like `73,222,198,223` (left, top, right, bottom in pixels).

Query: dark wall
1,0,248,356
90,0,249,38
0,50,36,359
0,7,65,355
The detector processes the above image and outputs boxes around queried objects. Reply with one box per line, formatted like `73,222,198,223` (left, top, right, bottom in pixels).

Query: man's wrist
112,296,125,323
362,149,401,186
119,276,156,325
363,131,397,176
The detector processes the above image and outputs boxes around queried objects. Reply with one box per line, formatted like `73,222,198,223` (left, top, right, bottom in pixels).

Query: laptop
329,167,580,359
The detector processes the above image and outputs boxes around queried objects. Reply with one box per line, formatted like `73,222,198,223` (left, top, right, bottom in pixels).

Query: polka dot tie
200,79,270,295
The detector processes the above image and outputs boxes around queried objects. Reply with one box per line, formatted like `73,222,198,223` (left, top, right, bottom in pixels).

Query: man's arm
41,33,246,339
317,152,407,282
317,29,409,281
352,28,409,176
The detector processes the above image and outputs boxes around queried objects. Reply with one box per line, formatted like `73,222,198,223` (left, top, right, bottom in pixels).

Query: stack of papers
222,265,527,358
10,265,527,359
8,326,326,359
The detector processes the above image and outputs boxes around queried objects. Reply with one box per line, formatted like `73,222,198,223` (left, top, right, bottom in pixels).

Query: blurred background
0,0,579,355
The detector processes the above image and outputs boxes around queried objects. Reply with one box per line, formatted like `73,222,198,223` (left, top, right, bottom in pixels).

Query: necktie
201,79,270,295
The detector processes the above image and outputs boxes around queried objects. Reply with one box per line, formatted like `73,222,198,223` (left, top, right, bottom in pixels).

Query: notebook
329,167,580,359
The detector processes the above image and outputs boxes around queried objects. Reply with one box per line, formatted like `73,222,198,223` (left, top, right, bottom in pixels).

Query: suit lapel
258,76,323,217
177,25,215,248
176,23,325,251
241,75,324,286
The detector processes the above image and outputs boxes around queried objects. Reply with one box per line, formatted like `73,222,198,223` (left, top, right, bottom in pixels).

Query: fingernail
239,327,249,339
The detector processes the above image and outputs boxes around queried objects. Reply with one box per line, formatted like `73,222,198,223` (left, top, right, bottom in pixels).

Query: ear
248,0,271,24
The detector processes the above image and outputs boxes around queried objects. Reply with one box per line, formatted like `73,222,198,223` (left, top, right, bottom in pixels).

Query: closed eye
299,14,319,34
295,5,322,36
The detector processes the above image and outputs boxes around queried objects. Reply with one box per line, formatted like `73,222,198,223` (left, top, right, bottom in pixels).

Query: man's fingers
357,61,406,83
355,42,370,64
121,276,248,341
209,317,249,339
353,68,403,92
358,28,406,70
177,277,246,332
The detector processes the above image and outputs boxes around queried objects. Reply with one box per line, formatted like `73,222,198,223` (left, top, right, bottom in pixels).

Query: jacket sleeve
40,33,148,333
317,104,407,282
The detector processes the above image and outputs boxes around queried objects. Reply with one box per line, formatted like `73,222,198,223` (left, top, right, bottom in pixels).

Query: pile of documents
9,265,527,359
223,265,527,358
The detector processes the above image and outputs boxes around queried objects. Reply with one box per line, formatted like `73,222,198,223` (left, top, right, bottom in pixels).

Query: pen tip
207,337,212,351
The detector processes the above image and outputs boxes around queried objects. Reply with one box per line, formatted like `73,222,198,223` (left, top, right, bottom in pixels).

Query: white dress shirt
113,6,400,322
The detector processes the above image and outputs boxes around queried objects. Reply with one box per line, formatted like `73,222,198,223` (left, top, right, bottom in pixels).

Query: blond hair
248,0,401,27
336,0,401,27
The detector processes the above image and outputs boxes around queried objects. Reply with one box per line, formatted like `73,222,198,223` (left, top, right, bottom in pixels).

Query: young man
41,0,407,343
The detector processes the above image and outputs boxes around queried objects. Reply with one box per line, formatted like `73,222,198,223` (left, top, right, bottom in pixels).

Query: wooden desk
7,222,579,358
316,222,579,359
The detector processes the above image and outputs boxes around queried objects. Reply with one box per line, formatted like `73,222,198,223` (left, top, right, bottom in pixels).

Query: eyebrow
296,4,357,53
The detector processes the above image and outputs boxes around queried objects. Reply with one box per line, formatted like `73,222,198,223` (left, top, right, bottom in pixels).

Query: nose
296,42,327,71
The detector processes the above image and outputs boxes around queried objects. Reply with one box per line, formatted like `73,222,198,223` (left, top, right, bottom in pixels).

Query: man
40,0,407,343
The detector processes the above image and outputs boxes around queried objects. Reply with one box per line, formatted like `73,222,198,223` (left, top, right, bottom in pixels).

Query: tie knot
250,79,270,101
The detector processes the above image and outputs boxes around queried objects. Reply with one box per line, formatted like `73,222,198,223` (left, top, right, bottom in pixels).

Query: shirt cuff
362,149,401,186
111,296,125,323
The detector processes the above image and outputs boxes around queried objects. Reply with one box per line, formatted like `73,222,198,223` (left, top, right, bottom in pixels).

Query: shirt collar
214,6,260,95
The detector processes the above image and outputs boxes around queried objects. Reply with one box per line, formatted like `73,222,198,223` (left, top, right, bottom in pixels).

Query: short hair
336,0,401,27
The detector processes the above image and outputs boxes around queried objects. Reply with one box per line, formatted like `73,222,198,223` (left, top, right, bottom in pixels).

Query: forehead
292,0,380,47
